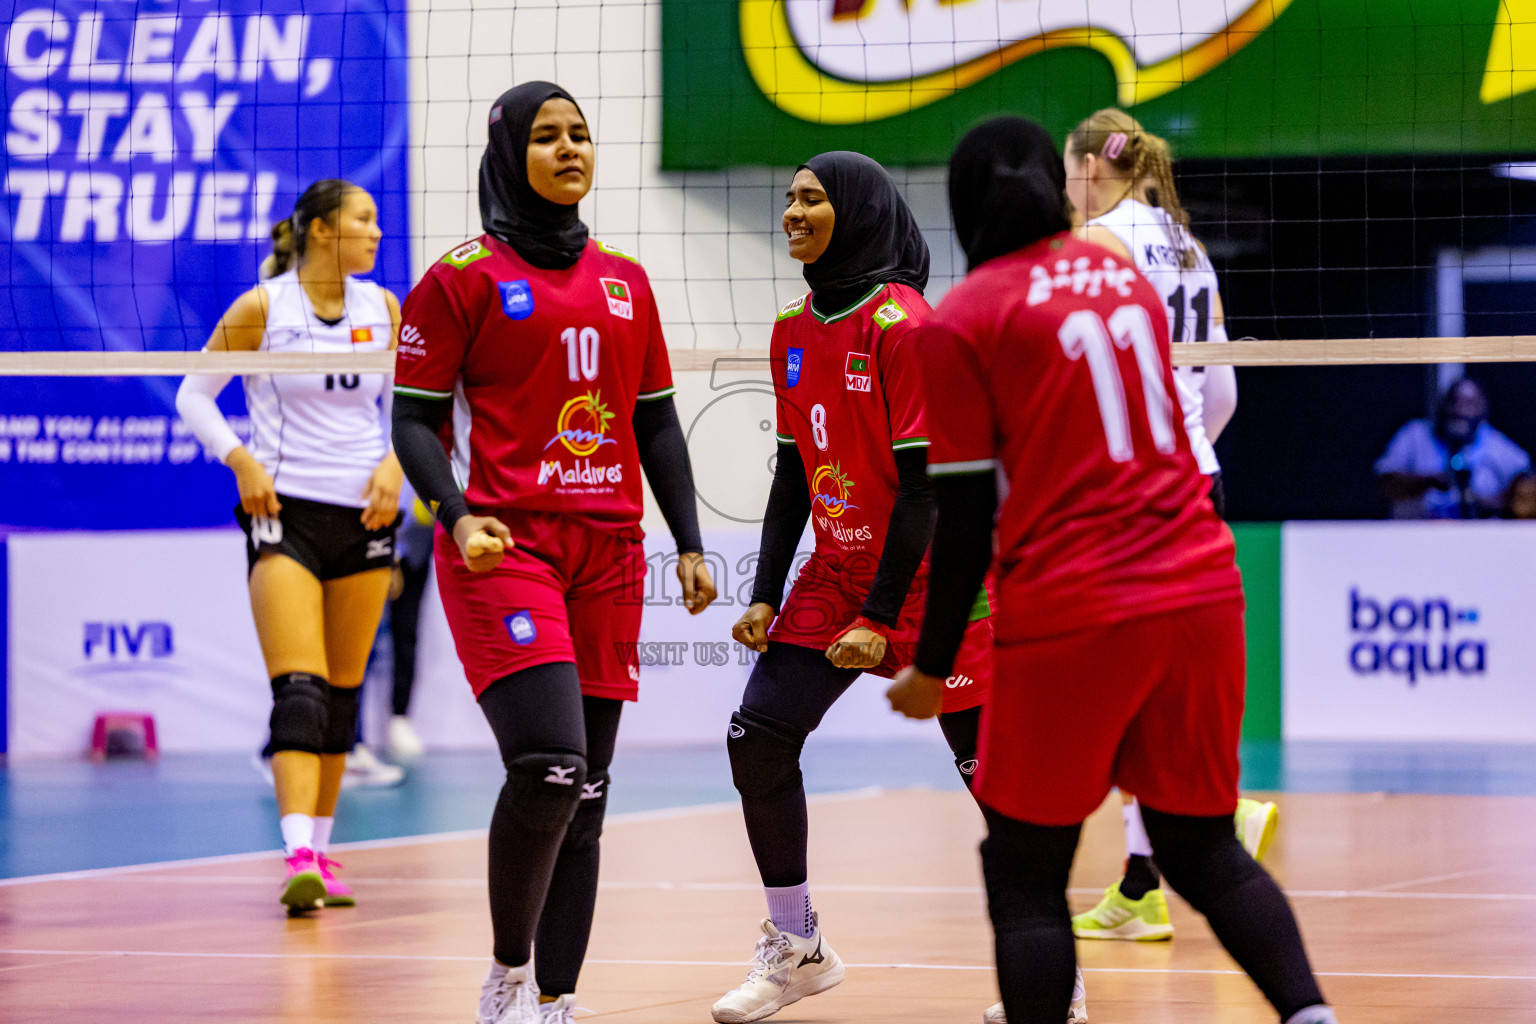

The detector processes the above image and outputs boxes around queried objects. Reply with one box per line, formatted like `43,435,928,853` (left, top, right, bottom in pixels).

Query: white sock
311,816,334,854
280,813,315,856
486,960,529,984
1122,800,1153,858
1284,1007,1337,1024
765,882,816,939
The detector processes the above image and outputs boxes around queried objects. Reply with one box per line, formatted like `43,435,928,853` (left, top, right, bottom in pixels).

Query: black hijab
799,151,929,316
479,82,590,270
948,117,1072,271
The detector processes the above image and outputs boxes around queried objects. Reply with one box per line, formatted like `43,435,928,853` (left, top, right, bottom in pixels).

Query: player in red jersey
391,83,716,1024
713,152,1003,1024
890,118,1336,1024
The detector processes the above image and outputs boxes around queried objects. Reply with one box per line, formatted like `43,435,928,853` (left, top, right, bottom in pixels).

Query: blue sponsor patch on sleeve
504,610,538,645
498,280,534,320
786,347,803,387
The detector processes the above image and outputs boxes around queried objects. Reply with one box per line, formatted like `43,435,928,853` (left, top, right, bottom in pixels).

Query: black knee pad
726,708,807,799
269,672,328,754
979,812,1081,931
320,684,360,755
1140,806,1263,914
563,767,611,849
506,750,587,833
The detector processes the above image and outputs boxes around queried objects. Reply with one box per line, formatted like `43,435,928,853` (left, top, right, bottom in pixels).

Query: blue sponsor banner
0,0,410,530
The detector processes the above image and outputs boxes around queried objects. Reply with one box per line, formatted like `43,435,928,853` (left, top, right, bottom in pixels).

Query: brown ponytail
1066,108,1196,269
263,217,296,277
263,179,357,277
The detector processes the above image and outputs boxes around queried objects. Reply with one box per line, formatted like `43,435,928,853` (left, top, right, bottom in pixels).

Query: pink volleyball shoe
318,855,356,907
281,849,326,915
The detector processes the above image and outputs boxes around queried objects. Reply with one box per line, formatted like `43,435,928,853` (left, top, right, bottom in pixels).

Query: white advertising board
1282,521,1536,741
7,530,271,756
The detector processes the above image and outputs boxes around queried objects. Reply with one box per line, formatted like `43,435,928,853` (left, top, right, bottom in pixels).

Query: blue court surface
3,739,1536,881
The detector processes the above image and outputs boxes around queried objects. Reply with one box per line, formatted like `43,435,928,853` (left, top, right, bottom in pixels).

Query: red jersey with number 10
771,283,931,578
923,233,1242,644
395,235,675,527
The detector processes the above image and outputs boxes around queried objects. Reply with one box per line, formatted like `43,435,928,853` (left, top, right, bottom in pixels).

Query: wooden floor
2,789,1533,1023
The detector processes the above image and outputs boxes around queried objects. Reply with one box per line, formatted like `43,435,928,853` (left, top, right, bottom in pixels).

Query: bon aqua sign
662,0,1536,168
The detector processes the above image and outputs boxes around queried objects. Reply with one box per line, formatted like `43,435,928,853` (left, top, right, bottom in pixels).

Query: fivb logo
742,0,1292,124
83,622,173,659
1348,588,1487,687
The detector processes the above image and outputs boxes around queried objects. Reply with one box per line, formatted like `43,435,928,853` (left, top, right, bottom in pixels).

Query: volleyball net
4,0,1536,532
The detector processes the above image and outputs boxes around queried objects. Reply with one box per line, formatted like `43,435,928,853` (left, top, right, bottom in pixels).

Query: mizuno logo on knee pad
544,765,578,785
581,781,604,800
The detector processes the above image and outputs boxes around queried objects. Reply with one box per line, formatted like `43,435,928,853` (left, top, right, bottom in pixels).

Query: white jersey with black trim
1088,198,1229,475
244,269,392,508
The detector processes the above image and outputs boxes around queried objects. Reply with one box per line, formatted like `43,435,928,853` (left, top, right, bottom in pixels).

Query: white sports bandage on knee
175,371,242,462
1123,799,1154,858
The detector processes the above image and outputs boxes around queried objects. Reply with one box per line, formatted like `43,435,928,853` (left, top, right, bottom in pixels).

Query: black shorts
236,494,400,581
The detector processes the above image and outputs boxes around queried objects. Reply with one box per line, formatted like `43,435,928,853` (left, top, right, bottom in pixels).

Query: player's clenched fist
825,620,888,669
886,665,943,720
732,602,776,652
452,514,512,572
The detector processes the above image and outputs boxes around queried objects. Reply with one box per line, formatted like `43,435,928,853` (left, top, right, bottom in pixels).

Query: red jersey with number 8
395,235,675,526
922,233,1242,644
770,283,931,577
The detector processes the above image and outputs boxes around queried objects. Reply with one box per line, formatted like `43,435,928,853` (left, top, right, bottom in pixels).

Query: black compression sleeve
750,441,812,611
632,397,703,554
914,472,996,678
392,393,470,528
859,446,937,628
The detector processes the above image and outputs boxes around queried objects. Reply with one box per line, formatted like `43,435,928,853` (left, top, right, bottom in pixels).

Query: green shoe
1071,882,1173,941
1235,798,1280,862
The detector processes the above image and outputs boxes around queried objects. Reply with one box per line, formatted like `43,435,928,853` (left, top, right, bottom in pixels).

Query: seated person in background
1503,471,1536,519
1376,377,1529,519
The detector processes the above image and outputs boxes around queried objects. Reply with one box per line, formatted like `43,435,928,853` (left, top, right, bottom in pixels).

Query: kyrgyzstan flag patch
601,278,633,320
350,327,373,345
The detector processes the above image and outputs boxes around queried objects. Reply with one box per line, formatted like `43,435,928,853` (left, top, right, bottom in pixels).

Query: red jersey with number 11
923,233,1242,645
771,283,931,579
395,235,675,527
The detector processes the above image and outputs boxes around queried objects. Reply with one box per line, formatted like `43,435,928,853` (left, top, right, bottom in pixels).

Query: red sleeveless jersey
395,235,674,527
923,233,1242,644
770,283,931,579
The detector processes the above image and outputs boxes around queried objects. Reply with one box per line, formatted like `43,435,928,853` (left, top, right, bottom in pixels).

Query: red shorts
975,600,1246,826
770,559,994,713
433,511,646,701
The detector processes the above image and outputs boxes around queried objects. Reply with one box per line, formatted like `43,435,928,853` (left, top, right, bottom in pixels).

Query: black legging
732,641,980,888
981,804,1326,1024
390,557,431,717
478,663,622,995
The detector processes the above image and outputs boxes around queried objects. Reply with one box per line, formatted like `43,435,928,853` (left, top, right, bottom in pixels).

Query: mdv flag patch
845,352,871,392
601,278,633,320
499,280,535,320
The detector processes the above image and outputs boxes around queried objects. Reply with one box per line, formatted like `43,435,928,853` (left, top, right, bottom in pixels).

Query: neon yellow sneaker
1235,798,1279,862
1071,882,1173,941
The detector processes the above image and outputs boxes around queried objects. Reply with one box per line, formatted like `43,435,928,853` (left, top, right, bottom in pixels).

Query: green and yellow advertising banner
663,0,1536,168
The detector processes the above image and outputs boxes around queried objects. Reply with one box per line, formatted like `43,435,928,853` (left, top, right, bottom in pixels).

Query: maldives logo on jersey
811,461,859,517
786,347,803,387
545,391,619,456
504,610,537,645
601,278,634,320
499,280,535,320
845,352,872,392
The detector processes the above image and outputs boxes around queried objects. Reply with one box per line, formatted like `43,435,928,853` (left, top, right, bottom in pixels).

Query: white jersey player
1064,110,1238,492
1058,109,1278,953
175,180,403,915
